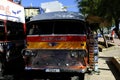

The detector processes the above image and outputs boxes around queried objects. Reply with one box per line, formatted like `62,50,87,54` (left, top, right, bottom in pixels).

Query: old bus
0,0,26,76
24,11,89,80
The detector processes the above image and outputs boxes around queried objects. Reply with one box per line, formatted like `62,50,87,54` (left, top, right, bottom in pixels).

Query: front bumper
24,66,87,73
22,49,88,77
23,68,86,79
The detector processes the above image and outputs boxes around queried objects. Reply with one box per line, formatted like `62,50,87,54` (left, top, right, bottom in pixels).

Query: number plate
45,69,60,72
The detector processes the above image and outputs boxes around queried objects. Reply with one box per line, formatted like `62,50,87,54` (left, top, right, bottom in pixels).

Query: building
24,1,66,22
24,7,40,22
41,1,66,13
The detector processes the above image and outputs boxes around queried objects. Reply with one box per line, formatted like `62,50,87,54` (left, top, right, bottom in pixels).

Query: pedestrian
111,28,115,43
29,25,40,35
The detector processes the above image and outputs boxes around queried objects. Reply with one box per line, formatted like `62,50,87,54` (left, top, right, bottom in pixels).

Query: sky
21,0,79,12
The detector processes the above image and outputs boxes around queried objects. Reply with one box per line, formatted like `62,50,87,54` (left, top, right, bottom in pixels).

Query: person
111,28,115,43
29,25,40,35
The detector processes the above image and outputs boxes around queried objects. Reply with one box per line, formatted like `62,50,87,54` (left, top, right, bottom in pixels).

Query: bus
24,11,89,80
0,0,26,76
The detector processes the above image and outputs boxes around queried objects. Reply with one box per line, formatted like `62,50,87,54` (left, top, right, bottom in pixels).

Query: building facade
41,1,66,13
24,7,40,22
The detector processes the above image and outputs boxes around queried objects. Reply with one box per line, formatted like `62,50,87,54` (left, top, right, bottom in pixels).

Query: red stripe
27,35,87,42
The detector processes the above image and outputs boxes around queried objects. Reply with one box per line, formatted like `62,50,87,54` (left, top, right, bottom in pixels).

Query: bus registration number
45,69,60,72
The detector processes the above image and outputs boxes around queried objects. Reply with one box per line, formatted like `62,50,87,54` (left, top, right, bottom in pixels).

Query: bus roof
30,11,85,22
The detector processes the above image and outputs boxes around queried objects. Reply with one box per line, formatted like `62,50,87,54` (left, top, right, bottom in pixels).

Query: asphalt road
0,65,83,80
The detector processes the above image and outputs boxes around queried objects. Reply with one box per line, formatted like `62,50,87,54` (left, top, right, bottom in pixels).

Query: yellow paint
27,42,86,50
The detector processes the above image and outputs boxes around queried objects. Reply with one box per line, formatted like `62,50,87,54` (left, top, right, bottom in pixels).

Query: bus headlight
23,50,36,56
70,50,86,58
80,68,87,73
70,51,78,58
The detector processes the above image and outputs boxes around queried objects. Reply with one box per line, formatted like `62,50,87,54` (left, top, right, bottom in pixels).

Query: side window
0,21,5,40
7,21,25,40
28,25,40,35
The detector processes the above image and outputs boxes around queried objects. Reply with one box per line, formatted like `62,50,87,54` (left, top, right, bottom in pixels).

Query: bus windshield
27,20,86,35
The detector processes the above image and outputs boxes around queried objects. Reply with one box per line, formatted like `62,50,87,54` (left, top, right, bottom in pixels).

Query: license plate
45,69,60,72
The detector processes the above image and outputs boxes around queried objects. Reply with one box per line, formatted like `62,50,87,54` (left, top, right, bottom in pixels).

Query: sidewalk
98,37,120,46
85,38,120,80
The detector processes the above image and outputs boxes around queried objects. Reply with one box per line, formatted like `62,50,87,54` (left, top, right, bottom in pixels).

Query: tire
50,77,71,80
1,55,25,76
76,73,85,80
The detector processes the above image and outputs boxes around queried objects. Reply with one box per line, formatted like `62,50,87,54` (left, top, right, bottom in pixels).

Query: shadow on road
106,61,120,80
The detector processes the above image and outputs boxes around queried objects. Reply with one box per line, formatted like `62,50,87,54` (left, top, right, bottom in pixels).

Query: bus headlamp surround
23,50,36,56
70,51,78,58
70,50,86,58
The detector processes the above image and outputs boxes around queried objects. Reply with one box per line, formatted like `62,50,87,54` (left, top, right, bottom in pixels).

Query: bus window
27,20,86,35
0,21,5,40
6,21,25,40
27,22,53,35
53,21,67,34
54,21,86,34
39,22,53,34
29,25,40,35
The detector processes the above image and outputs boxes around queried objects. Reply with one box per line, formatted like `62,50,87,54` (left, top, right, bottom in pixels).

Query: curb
111,56,120,72
98,44,105,52
98,42,120,52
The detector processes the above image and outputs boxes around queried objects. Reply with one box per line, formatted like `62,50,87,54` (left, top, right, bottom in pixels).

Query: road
0,67,83,80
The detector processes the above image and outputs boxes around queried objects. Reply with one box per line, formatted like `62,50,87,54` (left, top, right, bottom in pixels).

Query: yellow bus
24,11,89,80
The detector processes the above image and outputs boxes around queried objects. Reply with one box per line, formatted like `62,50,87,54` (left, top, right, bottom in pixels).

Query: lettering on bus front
38,36,86,42
0,5,11,15
41,37,67,42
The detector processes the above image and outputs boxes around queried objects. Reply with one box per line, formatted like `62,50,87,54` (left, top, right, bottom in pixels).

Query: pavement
84,37,120,80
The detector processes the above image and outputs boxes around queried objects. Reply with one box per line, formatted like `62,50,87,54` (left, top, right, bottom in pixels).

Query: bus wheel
76,73,85,80
1,56,25,76
1,64,6,76
50,77,71,80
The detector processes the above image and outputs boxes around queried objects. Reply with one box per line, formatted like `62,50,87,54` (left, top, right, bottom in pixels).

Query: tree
99,0,120,38
76,0,112,47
